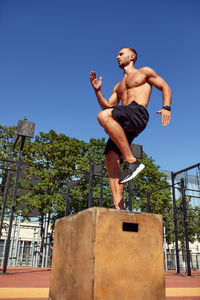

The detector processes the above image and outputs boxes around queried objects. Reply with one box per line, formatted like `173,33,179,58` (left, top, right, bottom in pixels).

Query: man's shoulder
113,81,121,91
138,66,156,75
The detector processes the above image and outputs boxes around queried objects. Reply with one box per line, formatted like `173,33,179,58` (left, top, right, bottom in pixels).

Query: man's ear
130,53,135,62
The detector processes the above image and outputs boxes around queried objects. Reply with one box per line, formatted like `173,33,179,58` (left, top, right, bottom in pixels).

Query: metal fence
0,214,52,268
1,235,200,271
0,240,52,268
165,251,200,271
0,157,200,275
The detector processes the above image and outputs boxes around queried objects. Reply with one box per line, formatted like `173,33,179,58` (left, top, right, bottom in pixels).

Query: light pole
2,118,35,274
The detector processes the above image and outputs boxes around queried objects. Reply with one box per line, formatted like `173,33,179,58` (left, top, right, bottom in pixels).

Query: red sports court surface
0,267,200,299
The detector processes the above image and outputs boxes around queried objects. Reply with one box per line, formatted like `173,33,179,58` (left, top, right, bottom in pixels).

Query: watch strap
163,105,171,111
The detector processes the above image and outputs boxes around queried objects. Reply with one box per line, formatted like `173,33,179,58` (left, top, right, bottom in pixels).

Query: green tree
0,124,179,245
18,130,88,216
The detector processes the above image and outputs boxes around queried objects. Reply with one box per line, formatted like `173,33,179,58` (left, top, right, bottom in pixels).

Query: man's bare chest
116,72,147,95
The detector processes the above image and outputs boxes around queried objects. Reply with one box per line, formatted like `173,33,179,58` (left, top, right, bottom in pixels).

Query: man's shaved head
120,47,137,63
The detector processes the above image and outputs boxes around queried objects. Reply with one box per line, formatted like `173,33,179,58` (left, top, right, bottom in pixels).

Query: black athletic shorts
104,100,149,159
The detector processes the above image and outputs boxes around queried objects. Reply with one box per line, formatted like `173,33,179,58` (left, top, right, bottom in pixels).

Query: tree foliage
0,124,200,245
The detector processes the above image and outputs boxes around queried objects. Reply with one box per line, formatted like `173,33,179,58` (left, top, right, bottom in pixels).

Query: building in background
160,169,200,208
0,215,52,268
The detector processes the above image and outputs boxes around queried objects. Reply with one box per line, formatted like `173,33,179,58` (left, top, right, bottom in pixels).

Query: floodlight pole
2,117,35,274
0,137,21,239
0,157,14,239
2,137,25,273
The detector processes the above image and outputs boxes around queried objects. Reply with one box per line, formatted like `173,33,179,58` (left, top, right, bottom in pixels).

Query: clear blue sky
0,0,200,173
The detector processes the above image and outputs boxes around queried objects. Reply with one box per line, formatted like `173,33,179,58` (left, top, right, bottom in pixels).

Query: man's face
117,48,134,69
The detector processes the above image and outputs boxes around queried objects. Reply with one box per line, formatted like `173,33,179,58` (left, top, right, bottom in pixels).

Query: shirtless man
90,47,171,209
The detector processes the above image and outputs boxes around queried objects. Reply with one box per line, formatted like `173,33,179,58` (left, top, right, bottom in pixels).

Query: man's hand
90,71,102,91
156,109,171,126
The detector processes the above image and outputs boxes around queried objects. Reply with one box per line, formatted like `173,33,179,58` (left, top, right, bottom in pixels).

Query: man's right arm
90,71,119,109
142,67,172,126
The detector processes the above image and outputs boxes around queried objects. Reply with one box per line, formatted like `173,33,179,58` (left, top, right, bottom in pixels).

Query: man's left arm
143,67,172,126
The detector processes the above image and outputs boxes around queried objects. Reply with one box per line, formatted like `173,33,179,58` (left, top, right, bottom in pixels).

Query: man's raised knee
97,109,113,128
97,111,104,125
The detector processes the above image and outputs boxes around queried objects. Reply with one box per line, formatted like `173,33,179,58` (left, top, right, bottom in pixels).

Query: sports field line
166,287,200,297
0,287,200,298
0,288,48,298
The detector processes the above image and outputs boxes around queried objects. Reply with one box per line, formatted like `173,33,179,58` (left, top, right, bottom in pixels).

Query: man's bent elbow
163,84,172,101
168,86,172,95
168,86,172,101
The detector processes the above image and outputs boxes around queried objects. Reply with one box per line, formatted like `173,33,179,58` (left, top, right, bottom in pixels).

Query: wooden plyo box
49,207,165,300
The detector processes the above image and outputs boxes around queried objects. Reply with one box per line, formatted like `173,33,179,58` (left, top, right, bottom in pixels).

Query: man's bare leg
105,150,124,209
98,108,145,184
97,108,135,163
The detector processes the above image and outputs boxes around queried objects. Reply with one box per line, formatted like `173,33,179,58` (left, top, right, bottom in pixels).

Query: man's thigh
104,131,137,162
100,107,114,119
111,103,148,132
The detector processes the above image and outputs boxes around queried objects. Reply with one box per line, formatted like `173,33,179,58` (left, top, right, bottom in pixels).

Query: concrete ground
0,267,200,299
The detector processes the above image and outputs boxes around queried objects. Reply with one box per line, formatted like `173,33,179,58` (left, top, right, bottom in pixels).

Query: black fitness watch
163,105,171,111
